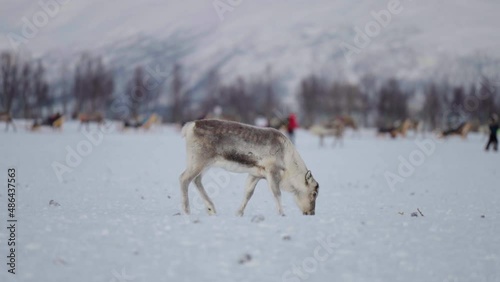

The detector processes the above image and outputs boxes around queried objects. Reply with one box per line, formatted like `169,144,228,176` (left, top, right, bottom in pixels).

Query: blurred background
1,0,499,130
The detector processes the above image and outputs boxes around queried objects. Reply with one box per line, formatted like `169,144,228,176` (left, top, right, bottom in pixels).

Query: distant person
287,113,299,144
485,114,498,152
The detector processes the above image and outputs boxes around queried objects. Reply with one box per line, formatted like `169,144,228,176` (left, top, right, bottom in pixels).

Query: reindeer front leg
267,171,284,216
236,175,261,216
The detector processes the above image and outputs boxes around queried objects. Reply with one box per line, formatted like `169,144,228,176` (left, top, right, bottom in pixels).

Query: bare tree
32,60,50,117
72,53,114,116
263,66,278,120
297,74,326,127
170,63,186,123
377,79,408,126
126,66,147,119
59,63,70,115
324,82,344,117
217,77,257,123
423,82,443,130
478,77,497,122
19,62,33,118
359,74,377,126
325,82,363,117
89,58,113,113
143,70,162,116
201,68,221,116
0,52,19,114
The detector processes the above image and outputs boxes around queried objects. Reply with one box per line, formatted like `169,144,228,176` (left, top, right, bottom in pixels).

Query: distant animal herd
0,112,161,132
0,112,492,143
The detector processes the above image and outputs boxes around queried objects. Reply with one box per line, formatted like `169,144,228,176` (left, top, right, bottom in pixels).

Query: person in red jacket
287,113,299,144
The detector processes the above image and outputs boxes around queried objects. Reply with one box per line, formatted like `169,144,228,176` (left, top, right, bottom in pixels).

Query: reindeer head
294,170,319,215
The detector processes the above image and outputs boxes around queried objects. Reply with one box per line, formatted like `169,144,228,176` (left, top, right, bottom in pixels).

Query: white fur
179,120,319,216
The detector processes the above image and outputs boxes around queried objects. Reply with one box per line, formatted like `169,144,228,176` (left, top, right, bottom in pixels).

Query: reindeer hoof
236,210,244,217
207,207,216,215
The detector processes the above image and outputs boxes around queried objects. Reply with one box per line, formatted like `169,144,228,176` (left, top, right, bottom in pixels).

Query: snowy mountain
2,0,500,94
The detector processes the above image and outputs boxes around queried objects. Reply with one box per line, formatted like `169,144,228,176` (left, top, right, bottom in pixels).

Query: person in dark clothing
485,114,499,152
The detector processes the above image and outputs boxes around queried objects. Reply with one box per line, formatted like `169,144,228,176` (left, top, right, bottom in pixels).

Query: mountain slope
2,0,500,94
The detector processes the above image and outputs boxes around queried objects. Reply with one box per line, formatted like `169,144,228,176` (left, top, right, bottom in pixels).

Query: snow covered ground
0,121,499,282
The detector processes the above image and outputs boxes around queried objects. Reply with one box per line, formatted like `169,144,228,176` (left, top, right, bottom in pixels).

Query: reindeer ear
305,170,313,184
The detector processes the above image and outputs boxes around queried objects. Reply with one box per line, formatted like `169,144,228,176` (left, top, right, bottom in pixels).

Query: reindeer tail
181,121,195,138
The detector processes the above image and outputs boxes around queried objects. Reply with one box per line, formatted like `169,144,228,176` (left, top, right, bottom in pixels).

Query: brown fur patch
193,119,287,148
222,150,258,167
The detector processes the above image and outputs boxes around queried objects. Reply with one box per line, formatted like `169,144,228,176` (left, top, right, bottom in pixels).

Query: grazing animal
267,117,288,132
341,115,360,137
122,113,160,130
31,113,64,131
310,116,359,147
78,113,105,130
438,122,472,139
310,119,345,147
0,112,16,132
179,119,319,216
407,119,423,138
377,119,413,138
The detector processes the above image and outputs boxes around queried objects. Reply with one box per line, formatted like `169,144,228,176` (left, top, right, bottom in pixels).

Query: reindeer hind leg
179,163,205,215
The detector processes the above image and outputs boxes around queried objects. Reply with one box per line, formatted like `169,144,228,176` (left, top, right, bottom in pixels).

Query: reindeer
377,119,413,139
0,112,16,132
341,115,360,138
78,113,105,130
438,122,472,139
310,118,345,147
122,113,160,131
31,113,64,131
179,119,319,216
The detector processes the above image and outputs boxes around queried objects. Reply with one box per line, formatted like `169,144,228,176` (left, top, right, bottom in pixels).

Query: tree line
297,73,498,129
1,50,498,129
